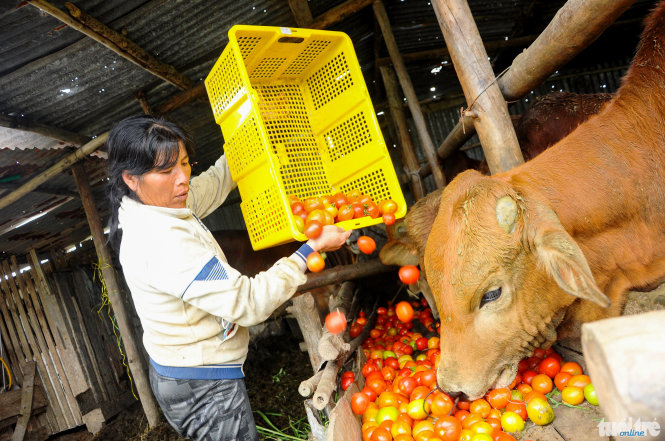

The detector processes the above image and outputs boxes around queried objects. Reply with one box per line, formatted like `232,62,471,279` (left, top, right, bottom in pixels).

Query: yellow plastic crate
205,25,406,250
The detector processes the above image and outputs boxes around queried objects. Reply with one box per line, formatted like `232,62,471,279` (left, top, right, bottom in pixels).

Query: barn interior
1,0,664,440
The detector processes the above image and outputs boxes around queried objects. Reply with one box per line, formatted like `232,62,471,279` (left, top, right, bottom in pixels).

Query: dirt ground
49,324,313,441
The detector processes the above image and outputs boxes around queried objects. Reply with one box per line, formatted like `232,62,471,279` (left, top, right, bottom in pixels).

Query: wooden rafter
310,0,375,29
376,34,537,66
0,114,89,146
26,0,194,90
288,0,314,27
437,0,636,159
0,133,108,211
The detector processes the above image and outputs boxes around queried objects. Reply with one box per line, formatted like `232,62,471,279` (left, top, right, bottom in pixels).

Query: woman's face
123,143,191,209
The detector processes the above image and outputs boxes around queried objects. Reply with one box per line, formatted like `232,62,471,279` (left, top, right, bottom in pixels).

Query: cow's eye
480,288,502,309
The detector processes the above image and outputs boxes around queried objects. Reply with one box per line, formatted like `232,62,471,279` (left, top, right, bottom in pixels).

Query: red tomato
349,323,363,338
357,236,377,254
341,371,355,380
398,265,420,285
347,189,362,202
351,392,370,414
415,337,429,351
307,251,325,272
382,213,396,226
469,398,491,418
337,204,355,221
486,387,511,410
379,199,398,215
568,374,591,389
521,369,538,385
530,374,553,394
505,400,527,421
352,202,365,219
303,197,324,213
331,192,348,208
394,301,414,323
538,356,561,378
341,375,355,391
325,310,347,334
427,391,454,417
560,361,583,376
291,201,306,216
554,371,572,391
434,415,462,441
365,203,380,219
304,220,323,239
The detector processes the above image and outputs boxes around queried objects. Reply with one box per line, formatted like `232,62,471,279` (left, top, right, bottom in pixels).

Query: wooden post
70,162,161,428
431,0,524,174
380,66,426,200
373,0,446,188
436,0,635,160
581,310,665,423
287,293,324,372
288,0,313,27
0,132,107,211
10,361,35,441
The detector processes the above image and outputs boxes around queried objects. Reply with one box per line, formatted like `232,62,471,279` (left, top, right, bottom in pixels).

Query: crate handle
278,36,304,44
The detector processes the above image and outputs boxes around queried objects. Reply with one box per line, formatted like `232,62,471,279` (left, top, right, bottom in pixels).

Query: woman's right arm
147,225,351,328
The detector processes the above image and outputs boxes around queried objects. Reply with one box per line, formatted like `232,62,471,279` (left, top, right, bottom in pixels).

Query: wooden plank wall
0,250,133,437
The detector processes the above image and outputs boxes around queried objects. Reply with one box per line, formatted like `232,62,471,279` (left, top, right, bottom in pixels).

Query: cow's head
424,170,610,399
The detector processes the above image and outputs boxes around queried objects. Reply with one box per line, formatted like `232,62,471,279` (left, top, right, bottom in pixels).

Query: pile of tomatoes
341,299,599,441
288,191,399,239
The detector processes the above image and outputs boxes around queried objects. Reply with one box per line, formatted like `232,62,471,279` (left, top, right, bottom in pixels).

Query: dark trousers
149,364,259,441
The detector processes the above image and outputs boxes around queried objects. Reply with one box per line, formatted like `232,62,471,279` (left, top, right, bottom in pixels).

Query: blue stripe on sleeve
195,256,228,281
295,243,314,263
182,256,229,297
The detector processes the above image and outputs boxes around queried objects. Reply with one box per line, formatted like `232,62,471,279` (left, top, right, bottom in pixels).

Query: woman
106,115,351,441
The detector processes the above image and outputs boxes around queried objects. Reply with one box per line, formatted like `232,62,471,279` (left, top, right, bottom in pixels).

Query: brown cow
380,91,611,270
424,2,665,399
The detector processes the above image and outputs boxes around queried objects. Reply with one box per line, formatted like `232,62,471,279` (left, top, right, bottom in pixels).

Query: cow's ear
530,203,611,308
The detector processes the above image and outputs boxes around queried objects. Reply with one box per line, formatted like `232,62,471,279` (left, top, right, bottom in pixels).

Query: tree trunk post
431,0,524,174
70,163,161,428
435,0,635,161
373,0,446,188
380,66,426,200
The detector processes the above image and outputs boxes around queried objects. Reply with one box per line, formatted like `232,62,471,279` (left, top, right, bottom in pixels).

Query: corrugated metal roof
0,0,656,257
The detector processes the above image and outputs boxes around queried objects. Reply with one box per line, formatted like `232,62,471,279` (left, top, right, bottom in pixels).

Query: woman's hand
307,225,352,253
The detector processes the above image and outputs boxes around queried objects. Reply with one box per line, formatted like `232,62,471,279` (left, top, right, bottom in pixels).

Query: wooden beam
296,259,394,293
373,0,446,188
155,83,207,114
288,0,314,27
581,310,665,423
71,163,162,428
0,182,79,199
26,0,193,90
0,114,89,146
309,0,375,29
432,0,523,174
380,66,425,200
0,132,108,211
134,90,153,115
376,34,537,66
436,0,635,159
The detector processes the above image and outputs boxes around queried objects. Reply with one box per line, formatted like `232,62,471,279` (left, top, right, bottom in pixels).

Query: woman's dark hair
106,115,194,248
